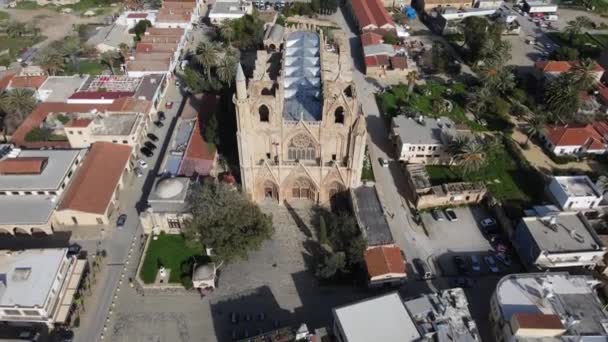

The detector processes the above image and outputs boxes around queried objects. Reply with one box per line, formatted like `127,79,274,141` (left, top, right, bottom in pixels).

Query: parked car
165,101,174,109
431,208,445,221
116,214,127,229
444,208,458,221
470,255,481,272
158,111,166,121
480,218,496,228
138,159,148,169
453,256,468,274
484,255,499,273
144,141,157,151
147,133,159,142
378,157,389,167
134,167,144,178
140,147,153,157
413,258,433,280
154,120,164,128
67,243,81,256
495,253,512,267
451,277,474,288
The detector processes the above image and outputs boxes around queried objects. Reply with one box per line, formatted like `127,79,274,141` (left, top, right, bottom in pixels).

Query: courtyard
109,203,368,342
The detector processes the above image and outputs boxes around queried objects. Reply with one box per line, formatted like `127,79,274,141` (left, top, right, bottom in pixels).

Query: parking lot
419,206,524,277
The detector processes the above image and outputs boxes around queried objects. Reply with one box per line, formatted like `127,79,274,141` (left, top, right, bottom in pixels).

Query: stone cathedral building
234,24,367,204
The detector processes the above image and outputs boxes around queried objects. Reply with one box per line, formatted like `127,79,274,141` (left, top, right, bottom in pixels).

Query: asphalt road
74,82,187,342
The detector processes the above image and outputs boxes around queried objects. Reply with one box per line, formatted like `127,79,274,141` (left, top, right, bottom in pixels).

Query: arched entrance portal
289,177,317,201
13,227,29,235
256,179,279,203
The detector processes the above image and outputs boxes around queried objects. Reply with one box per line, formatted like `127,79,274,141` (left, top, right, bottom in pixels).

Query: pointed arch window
288,134,316,161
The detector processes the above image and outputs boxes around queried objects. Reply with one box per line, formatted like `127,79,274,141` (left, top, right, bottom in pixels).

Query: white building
490,273,607,342
115,11,158,29
0,146,85,235
512,211,607,269
333,293,421,342
208,0,253,24
390,115,466,165
548,175,603,211
0,248,86,328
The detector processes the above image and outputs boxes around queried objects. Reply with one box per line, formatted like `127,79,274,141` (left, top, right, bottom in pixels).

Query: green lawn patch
57,0,114,15
64,60,107,76
14,1,42,9
140,234,205,284
0,36,45,59
426,165,461,185
0,11,10,20
426,143,532,202
376,81,484,131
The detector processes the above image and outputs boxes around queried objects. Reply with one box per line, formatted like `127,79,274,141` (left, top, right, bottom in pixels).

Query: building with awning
0,248,86,327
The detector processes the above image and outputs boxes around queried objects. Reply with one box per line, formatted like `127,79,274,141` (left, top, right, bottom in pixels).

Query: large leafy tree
99,51,120,75
0,88,36,136
315,211,365,279
461,16,490,59
184,182,273,262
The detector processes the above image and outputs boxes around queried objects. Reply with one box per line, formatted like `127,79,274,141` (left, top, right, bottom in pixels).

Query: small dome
155,178,184,199
193,263,215,281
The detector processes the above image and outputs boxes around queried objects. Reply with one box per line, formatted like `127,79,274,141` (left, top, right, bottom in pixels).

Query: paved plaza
108,203,367,342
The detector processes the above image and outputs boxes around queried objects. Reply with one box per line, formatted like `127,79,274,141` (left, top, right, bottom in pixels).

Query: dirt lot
3,8,104,49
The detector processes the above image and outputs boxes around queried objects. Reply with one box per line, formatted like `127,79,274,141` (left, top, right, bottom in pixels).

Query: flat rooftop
333,293,420,342
209,0,249,16
0,248,66,308
521,213,603,253
0,195,56,225
496,273,608,337
39,76,88,102
282,31,322,122
147,176,189,212
161,119,194,175
0,149,84,191
406,164,431,190
135,74,165,101
351,186,394,246
391,115,455,145
90,113,140,136
79,75,142,93
553,176,602,198
405,288,480,342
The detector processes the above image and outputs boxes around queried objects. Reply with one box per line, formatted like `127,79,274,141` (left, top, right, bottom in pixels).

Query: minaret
236,62,247,100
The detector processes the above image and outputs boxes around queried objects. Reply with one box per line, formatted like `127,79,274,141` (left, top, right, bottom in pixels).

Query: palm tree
406,71,417,93
220,20,236,46
0,88,36,137
570,58,597,91
452,136,486,175
466,86,490,117
36,48,65,76
194,41,219,78
564,16,593,42
525,115,545,145
479,38,512,69
216,55,238,84
544,73,579,122
60,36,82,72
99,51,120,75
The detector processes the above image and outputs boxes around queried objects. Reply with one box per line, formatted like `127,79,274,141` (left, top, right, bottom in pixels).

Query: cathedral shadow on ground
209,286,293,342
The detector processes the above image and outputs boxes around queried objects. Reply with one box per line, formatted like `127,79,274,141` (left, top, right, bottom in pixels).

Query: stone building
234,24,367,205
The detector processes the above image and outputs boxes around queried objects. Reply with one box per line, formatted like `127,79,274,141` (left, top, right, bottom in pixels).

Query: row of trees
35,36,128,76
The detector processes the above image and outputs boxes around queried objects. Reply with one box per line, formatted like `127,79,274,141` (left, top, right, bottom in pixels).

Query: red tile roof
179,94,218,177
0,74,15,92
535,60,604,73
360,32,383,46
127,12,148,18
350,0,395,32
365,55,390,68
58,142,132,215
544,124,606,150
0,157,47,175
156,8,192,22
9,75,47,90
364,246,406,279
390,56,408,70
511,313,565,330
145,27,185,36
68,91,135,100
